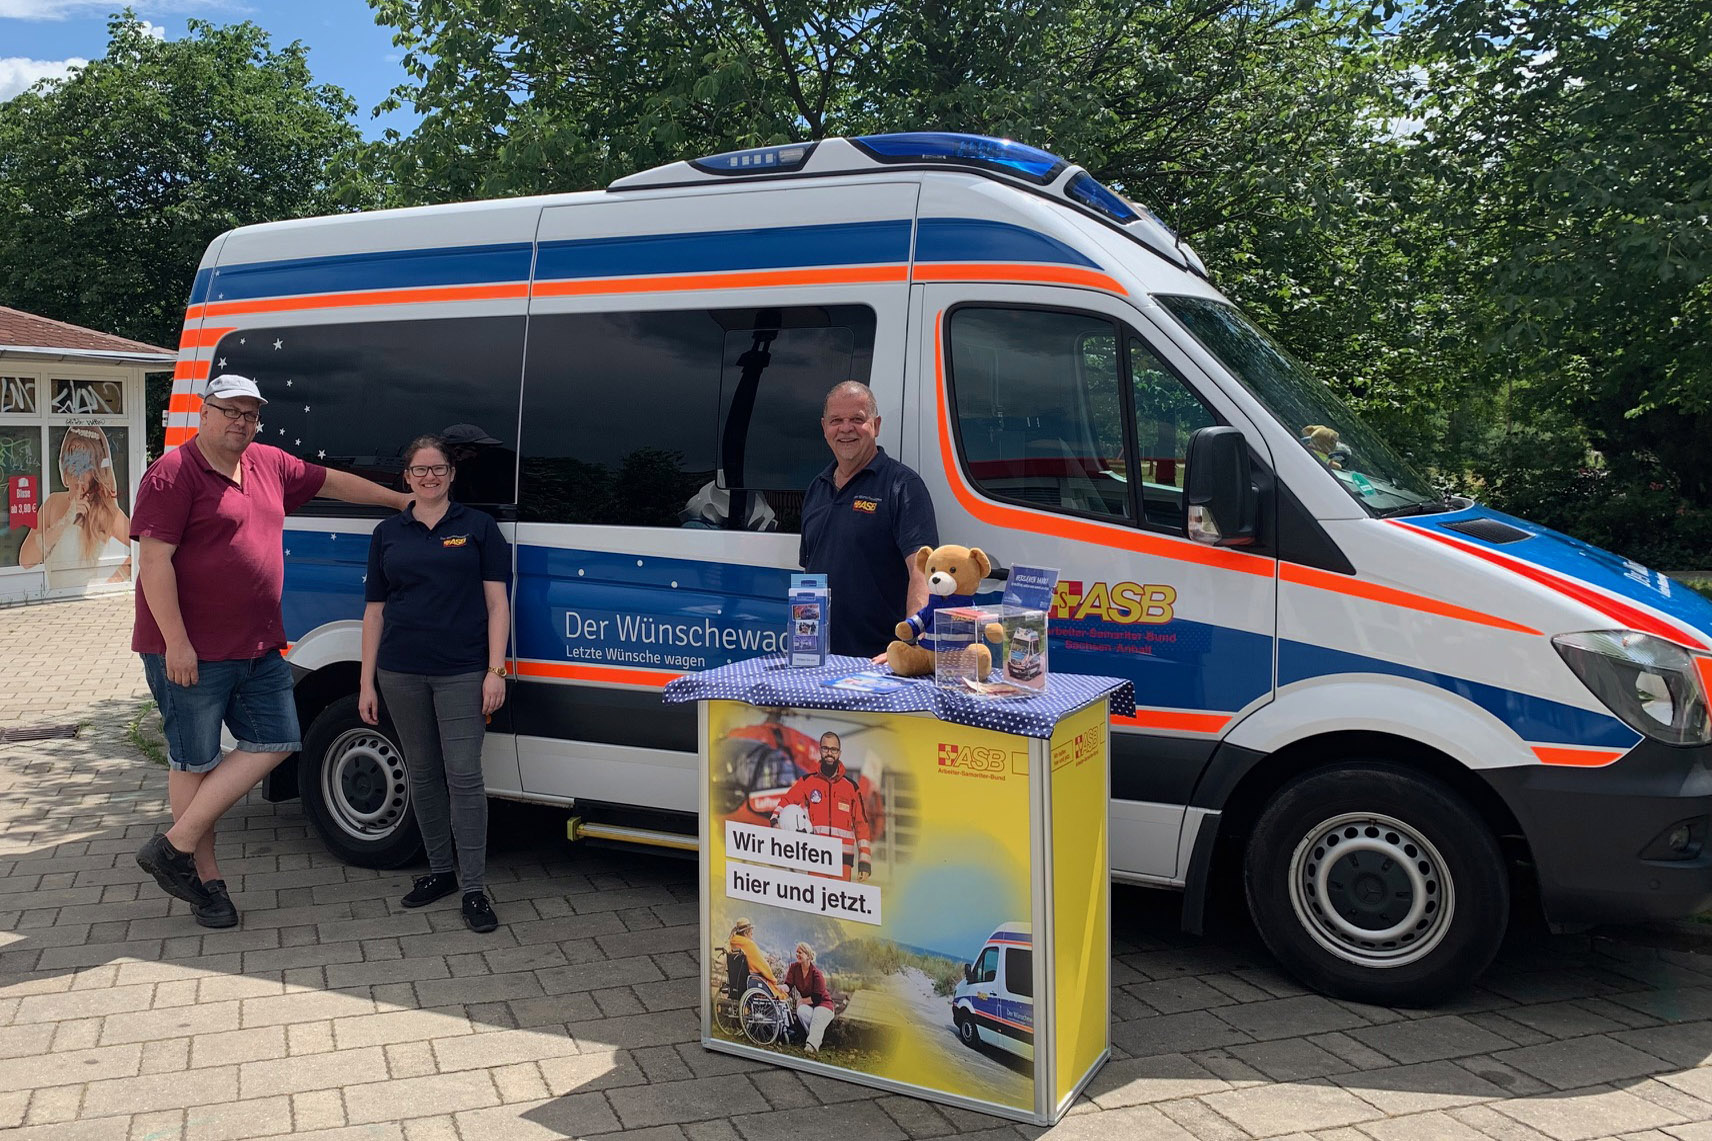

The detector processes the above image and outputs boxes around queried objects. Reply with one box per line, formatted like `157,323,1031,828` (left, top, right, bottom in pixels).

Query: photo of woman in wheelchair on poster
710,913,872,1060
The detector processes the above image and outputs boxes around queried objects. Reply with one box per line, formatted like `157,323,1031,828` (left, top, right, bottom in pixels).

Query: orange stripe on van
930,313,1271,578
1113,710,1232,734
914,262,1128,295
1696,656,1712,707
1395,522,1710,650
533,265,908,298
1280,562,1542,636
1533,745,1626,767
167,393,204,414
164,427,194,447
173,359,211,381
512,660,676,688
178,326,235,350
202,282,530,318
184,304,207,322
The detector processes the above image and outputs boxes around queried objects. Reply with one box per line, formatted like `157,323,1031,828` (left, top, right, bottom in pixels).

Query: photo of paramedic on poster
710,712,911,882
19,426,132,587
772,731,871,881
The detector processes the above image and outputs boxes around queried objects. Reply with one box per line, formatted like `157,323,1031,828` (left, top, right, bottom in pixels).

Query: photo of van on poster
703,700,1038,1113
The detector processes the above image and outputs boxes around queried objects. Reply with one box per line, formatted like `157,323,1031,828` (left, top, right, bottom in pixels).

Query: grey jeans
377,668,488,894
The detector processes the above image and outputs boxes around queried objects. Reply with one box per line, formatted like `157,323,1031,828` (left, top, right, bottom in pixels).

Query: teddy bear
885,544,1005,678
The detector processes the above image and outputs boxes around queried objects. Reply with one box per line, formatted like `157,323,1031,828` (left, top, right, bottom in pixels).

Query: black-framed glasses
204,400,260,424
406,464,452,478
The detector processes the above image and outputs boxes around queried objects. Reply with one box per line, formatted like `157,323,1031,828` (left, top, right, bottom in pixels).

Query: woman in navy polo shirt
359,435,512,932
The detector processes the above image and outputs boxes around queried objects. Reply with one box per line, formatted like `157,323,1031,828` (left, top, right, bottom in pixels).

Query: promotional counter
663,656,1134,1125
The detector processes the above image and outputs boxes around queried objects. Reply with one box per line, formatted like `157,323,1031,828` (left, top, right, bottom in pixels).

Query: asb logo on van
937,742,1020,779
1052,580,1177,624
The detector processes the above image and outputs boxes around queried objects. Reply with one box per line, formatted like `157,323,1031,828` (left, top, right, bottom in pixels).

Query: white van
952,923,1033,1057
167,132,1712,1004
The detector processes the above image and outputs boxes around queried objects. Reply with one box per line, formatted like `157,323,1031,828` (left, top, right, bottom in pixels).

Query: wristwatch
488,665,508,678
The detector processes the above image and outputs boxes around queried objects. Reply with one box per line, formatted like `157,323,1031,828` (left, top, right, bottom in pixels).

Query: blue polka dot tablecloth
662,655,1135,740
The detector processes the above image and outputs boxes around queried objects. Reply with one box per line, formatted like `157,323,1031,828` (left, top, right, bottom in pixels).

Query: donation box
664,656,1132,1125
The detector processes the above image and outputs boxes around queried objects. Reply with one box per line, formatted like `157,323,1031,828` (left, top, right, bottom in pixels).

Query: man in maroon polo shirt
133,374,409,927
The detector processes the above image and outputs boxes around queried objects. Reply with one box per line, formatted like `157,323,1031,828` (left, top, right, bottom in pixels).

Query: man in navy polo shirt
800,381,938,657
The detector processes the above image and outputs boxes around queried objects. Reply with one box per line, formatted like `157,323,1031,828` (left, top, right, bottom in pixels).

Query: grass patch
126,700,167,767
1684,578,1712,601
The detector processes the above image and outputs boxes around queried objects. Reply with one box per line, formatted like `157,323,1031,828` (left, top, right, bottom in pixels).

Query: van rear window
518,306,876,532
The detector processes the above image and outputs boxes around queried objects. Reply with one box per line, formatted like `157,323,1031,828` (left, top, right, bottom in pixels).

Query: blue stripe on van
195,218,1102,308
511,544,793,671
1403,505,1712,640
1279,640,1642,749
187,267,214,307
1047,609,1273,715
915,218,1100,268
284,534,1274,717
207,243,536,302
533,220,914,279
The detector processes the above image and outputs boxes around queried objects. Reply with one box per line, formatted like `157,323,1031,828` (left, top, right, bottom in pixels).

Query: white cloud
0,55,85,99
138,19,167,39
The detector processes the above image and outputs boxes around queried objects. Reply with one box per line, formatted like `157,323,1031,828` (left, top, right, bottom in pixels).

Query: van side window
947,307,1131,521
1130,336,1217,530
518,306,876,532
212,318,526,508
1004,948,1033,998
974,946,1000,985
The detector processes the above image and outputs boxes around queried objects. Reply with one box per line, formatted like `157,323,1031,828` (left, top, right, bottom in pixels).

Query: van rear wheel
1244,763,1508,1006
299,695,423,868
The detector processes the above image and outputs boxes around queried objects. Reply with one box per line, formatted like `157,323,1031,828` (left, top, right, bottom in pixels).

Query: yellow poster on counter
705,700,1036,1112
1049,700,1110,1108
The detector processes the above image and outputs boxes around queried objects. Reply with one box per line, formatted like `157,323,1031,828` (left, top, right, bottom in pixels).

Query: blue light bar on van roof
689,142,818,176
851,133,1069,185
1065,172,1140,225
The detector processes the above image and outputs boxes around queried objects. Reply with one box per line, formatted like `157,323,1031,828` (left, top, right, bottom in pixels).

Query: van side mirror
1184,426,1257,546
963,962,974,984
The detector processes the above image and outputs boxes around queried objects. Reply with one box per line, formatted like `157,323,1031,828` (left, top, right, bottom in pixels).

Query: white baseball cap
205,374,268,405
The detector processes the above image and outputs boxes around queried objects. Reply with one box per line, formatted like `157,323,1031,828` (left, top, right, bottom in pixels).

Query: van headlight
1552,631,1712,747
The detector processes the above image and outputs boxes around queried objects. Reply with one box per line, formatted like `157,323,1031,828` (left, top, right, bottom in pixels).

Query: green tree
0,12,374,351
1404,0,1712,564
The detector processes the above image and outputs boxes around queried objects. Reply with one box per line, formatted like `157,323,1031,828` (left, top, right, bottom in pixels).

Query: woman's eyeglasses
406,464,452,478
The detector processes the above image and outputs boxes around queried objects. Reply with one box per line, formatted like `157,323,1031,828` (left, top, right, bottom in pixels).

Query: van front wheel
1243,763,1508,1006
299,695,423,868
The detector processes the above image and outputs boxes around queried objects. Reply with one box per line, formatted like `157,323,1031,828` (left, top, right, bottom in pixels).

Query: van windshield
1157,296,1444,516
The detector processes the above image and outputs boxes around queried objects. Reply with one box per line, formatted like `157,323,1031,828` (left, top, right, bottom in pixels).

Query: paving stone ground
5,594,1712,1140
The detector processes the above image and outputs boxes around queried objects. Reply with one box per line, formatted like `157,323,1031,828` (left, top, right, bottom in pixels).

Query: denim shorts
140,650,301,773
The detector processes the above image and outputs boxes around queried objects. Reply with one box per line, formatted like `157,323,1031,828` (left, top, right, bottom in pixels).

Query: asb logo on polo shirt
441,535,470,548
852,496,879,513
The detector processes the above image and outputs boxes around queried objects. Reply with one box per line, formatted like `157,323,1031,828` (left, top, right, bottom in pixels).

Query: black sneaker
461,891,499,933
136,833,211,907
401,872,459,908
191,878,238,929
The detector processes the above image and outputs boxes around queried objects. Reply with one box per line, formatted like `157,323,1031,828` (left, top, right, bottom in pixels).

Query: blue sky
0,0,420,138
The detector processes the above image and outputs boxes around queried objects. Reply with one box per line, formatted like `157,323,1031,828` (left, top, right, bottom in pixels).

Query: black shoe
401,872,459,908
461,891,498,933
191,878,239,929
137,833,211,907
